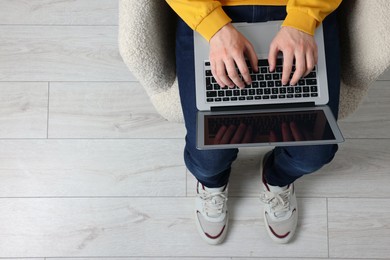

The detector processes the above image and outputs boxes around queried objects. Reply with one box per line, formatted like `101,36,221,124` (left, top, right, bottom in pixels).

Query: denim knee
184,141,238,185
274,144,339,176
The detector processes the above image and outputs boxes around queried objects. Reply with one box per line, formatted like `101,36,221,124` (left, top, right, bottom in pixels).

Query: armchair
119,0,390,122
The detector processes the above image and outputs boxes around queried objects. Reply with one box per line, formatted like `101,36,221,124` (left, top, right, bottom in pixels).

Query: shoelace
260,188,291,218
199,191,227,217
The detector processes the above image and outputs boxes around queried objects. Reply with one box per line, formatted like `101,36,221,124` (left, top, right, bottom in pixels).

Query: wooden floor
0,1,390,259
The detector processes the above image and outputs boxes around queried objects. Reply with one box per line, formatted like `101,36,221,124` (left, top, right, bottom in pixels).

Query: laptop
194,21,344,149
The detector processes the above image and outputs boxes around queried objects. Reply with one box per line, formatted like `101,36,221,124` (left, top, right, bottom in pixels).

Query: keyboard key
239,97,246,101
306,79,317,85
303,86,310,92
267,81,275,87
280,88,287,94
271,95,277,99
215,98,222,102
255,96,262,100
256,89,263,95
252,82,259,88
257,74,264,81
223,97,230,101
278,94,286,99
275,80,282,87
226,90,233,96
246,96,254,100
263,95,270,99
231,97,238,101
272,88,279,94
207,98,214,102
241,89,248,95
295,87,302,93
258,59,269,66
265,74,272,80
311,86,318,92
260,81,267,88
304,72,317,78
206,91,217,97
218,91,225,97
264,89,271,95
311,93,318,97
233,90,240,96
205,70,212,76
249,89,255,95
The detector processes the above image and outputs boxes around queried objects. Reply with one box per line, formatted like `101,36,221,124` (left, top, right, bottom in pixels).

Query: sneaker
260,152,298,244
195,181,229,245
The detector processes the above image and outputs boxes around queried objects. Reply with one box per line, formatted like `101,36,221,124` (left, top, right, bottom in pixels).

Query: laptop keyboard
205,58,319,103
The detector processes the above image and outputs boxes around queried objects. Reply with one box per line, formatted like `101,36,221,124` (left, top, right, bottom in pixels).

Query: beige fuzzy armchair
119,0,390,123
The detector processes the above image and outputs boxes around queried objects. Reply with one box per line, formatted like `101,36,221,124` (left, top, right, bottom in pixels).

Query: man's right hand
209,23,258,89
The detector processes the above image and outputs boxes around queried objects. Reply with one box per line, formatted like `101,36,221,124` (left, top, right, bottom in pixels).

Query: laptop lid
194,21,329,111
196,105,344,149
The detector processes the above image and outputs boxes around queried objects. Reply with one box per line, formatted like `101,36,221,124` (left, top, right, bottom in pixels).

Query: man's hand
209,23,258,89
268,26,318,86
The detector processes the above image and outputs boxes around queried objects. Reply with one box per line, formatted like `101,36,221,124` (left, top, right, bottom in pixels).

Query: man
166,0,342,244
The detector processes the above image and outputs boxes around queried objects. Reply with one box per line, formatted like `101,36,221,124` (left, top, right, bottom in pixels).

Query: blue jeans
175,6,340,188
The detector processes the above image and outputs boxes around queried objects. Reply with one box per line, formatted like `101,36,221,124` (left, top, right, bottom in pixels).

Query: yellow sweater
166,0,342,41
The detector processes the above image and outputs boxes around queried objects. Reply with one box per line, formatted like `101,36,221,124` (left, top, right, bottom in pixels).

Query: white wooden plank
0,26,135,81
378,67,390,80
48,82,185,138
0,198,327,258
0,0,118,25
0,82,48,138
328,198,390,259
295,139,390,198
0,139,186,197
339,81,390,138
187,139,390,198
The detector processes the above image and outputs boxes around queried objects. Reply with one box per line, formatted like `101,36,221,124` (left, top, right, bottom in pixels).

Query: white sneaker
260,152,298,244
195,181,229,245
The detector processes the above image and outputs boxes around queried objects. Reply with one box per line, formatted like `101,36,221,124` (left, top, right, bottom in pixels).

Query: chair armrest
118,0,177,96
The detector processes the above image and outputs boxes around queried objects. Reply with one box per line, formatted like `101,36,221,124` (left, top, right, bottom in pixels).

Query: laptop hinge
210,102,316,112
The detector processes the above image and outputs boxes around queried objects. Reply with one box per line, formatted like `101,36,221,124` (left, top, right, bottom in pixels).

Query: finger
220,124,237,144
290,51,306,85
214,125,228,144
242,125,253,143
230,123,246,144
281,122,293,141
225,58,244,88
245,42,258,73
281,51,294,85
269,130,278,142
215,60,234,88
268,41,279,72
304,50,316,77
235,55,251,88
211,60,227,88
290,121,304,141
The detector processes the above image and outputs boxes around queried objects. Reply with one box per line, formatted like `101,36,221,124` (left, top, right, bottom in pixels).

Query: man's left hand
268,26,318,86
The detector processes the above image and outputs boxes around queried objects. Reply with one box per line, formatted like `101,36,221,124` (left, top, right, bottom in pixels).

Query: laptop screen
202,109,337,146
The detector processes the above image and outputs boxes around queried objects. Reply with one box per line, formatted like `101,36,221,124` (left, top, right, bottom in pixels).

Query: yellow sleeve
165,0,232,41
282,0,343,35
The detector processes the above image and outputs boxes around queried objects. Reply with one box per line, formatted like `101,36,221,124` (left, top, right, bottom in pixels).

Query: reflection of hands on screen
214,123,253,144
269,121,313,142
